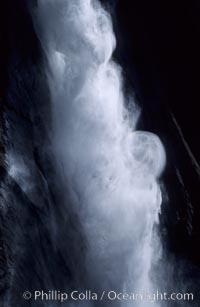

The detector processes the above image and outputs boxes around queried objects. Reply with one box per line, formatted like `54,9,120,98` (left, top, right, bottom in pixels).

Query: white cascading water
34,0,165,306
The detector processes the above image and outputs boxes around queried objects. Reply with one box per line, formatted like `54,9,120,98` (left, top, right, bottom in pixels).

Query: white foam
34,0,165,303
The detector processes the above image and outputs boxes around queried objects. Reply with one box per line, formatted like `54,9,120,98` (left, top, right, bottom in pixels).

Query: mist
34,0,165,305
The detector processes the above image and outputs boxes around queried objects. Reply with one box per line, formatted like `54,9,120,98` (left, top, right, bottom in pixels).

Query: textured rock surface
0,1,86,305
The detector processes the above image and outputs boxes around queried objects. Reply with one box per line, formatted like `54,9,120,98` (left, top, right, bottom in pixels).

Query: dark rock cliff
0,1,86,305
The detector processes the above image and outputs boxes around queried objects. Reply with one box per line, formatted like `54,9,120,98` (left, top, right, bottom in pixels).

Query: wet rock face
0,0,45,300
0,1,86,305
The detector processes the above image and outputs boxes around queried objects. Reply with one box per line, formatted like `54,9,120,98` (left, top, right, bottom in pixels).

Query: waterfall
34,0,165,305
